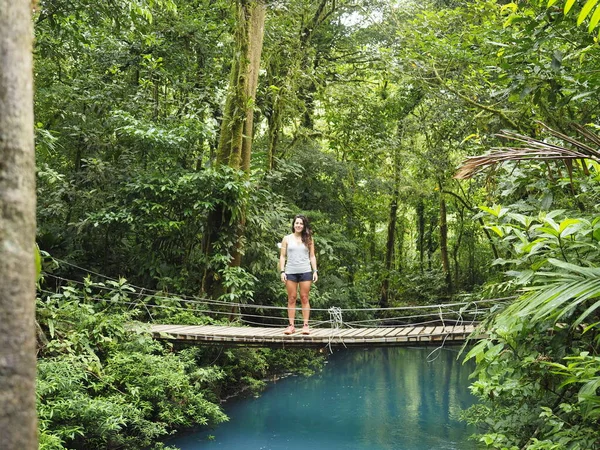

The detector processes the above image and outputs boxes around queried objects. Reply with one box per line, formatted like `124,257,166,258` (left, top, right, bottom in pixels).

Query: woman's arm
279,236,287,282
309,240,318,282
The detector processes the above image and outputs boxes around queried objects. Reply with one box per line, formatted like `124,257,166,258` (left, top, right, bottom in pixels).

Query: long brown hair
291,214,312,247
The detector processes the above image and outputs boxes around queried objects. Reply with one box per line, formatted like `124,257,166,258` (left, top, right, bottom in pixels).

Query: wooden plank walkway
150,324,479,348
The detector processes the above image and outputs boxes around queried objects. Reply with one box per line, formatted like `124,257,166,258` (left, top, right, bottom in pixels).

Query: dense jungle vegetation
28,0,600,448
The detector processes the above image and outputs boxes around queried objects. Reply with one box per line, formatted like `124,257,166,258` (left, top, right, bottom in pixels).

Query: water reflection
167,347,481,450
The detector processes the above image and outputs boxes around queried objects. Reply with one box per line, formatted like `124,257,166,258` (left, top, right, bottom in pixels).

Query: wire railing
39,258,512,331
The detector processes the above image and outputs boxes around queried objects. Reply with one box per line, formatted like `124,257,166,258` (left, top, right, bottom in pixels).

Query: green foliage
36,277,324,449
478,207,600,270
75,166,251,291
34,0,511,320
31,0,600,446
463,314,600,449
463,163,600,449
36,282,227,448
547,0,600,33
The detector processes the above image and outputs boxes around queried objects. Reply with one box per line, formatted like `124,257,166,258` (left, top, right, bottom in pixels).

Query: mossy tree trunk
380,192,399,308
202,0,266,295
216,0,265,171
0,1,38,448
438,180,452,294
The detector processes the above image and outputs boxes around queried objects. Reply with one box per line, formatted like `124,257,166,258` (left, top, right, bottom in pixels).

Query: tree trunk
381,128,405,308
266,92,282,170
240,1,265,173
265,0,331,169
416,200,425,272
467,229,476,288
452,204,464,290
0,1,38,448
232,0,265,269
380,193,399,308
395,215,405,273
216,0,265,170
203,0,266,295
296,0,328,131
427,214,435,270
438,182,452,293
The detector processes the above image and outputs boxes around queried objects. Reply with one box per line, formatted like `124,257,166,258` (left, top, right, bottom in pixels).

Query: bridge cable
326,306,346,353
46,260,515,313
41,259,514,335
40,282,494,330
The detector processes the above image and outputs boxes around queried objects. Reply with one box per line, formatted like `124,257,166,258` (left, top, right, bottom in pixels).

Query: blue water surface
167,347,481,450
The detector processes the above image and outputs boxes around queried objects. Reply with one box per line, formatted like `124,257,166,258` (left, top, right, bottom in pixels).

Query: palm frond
455,123,600,179
502,260,600,328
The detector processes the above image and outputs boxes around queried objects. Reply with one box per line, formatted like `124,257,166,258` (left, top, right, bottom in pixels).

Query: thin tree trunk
442,188,499,259
428,215,435,270
0,1,38,448
467,229,476,288
380,193,399,308
381,128,404,308
452,205,464,290
297,0,329,130
438,182,452,293
395,215,405,272
266,95,282,170
266,0,332,169
416,200,425,272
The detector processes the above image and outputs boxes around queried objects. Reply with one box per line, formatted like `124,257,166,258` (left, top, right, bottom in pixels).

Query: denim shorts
286,272,312,283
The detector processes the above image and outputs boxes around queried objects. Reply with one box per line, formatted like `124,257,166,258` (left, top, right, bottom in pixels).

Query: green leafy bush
36,277,324,449
463,203,600,449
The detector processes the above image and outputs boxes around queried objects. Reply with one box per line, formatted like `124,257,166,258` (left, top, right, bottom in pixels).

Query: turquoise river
167,346,482,450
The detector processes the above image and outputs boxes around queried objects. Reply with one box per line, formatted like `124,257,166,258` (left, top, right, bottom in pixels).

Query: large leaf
547,0,600,32
547,258,600,277
455,124,600,179
578,0,600,24
565,0,579,14
573,299,600,327
537,279,600,321
507,259,600,326
589,4,600,31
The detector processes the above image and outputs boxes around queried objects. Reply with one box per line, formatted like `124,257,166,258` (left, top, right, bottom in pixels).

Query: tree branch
432,65,521,131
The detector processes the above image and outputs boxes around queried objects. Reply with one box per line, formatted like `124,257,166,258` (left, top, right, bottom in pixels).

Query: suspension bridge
43,259,502,351
149,323,478,348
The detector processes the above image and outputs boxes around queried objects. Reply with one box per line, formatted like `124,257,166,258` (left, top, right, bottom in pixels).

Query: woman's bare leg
286,280,298,326
299,280,312,326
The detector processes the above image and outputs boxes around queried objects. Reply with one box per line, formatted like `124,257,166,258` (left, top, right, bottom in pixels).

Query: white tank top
285,234,311,274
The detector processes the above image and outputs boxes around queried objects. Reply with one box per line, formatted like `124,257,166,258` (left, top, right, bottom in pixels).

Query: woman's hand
312,271,318,283
280,272,287,283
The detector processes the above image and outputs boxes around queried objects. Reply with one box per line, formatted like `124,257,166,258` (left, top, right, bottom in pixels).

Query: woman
279,214,318,335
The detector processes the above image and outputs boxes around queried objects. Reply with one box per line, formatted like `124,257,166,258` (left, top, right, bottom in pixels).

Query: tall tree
217,0,266,172
203,0,266,292
0,0,38,448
